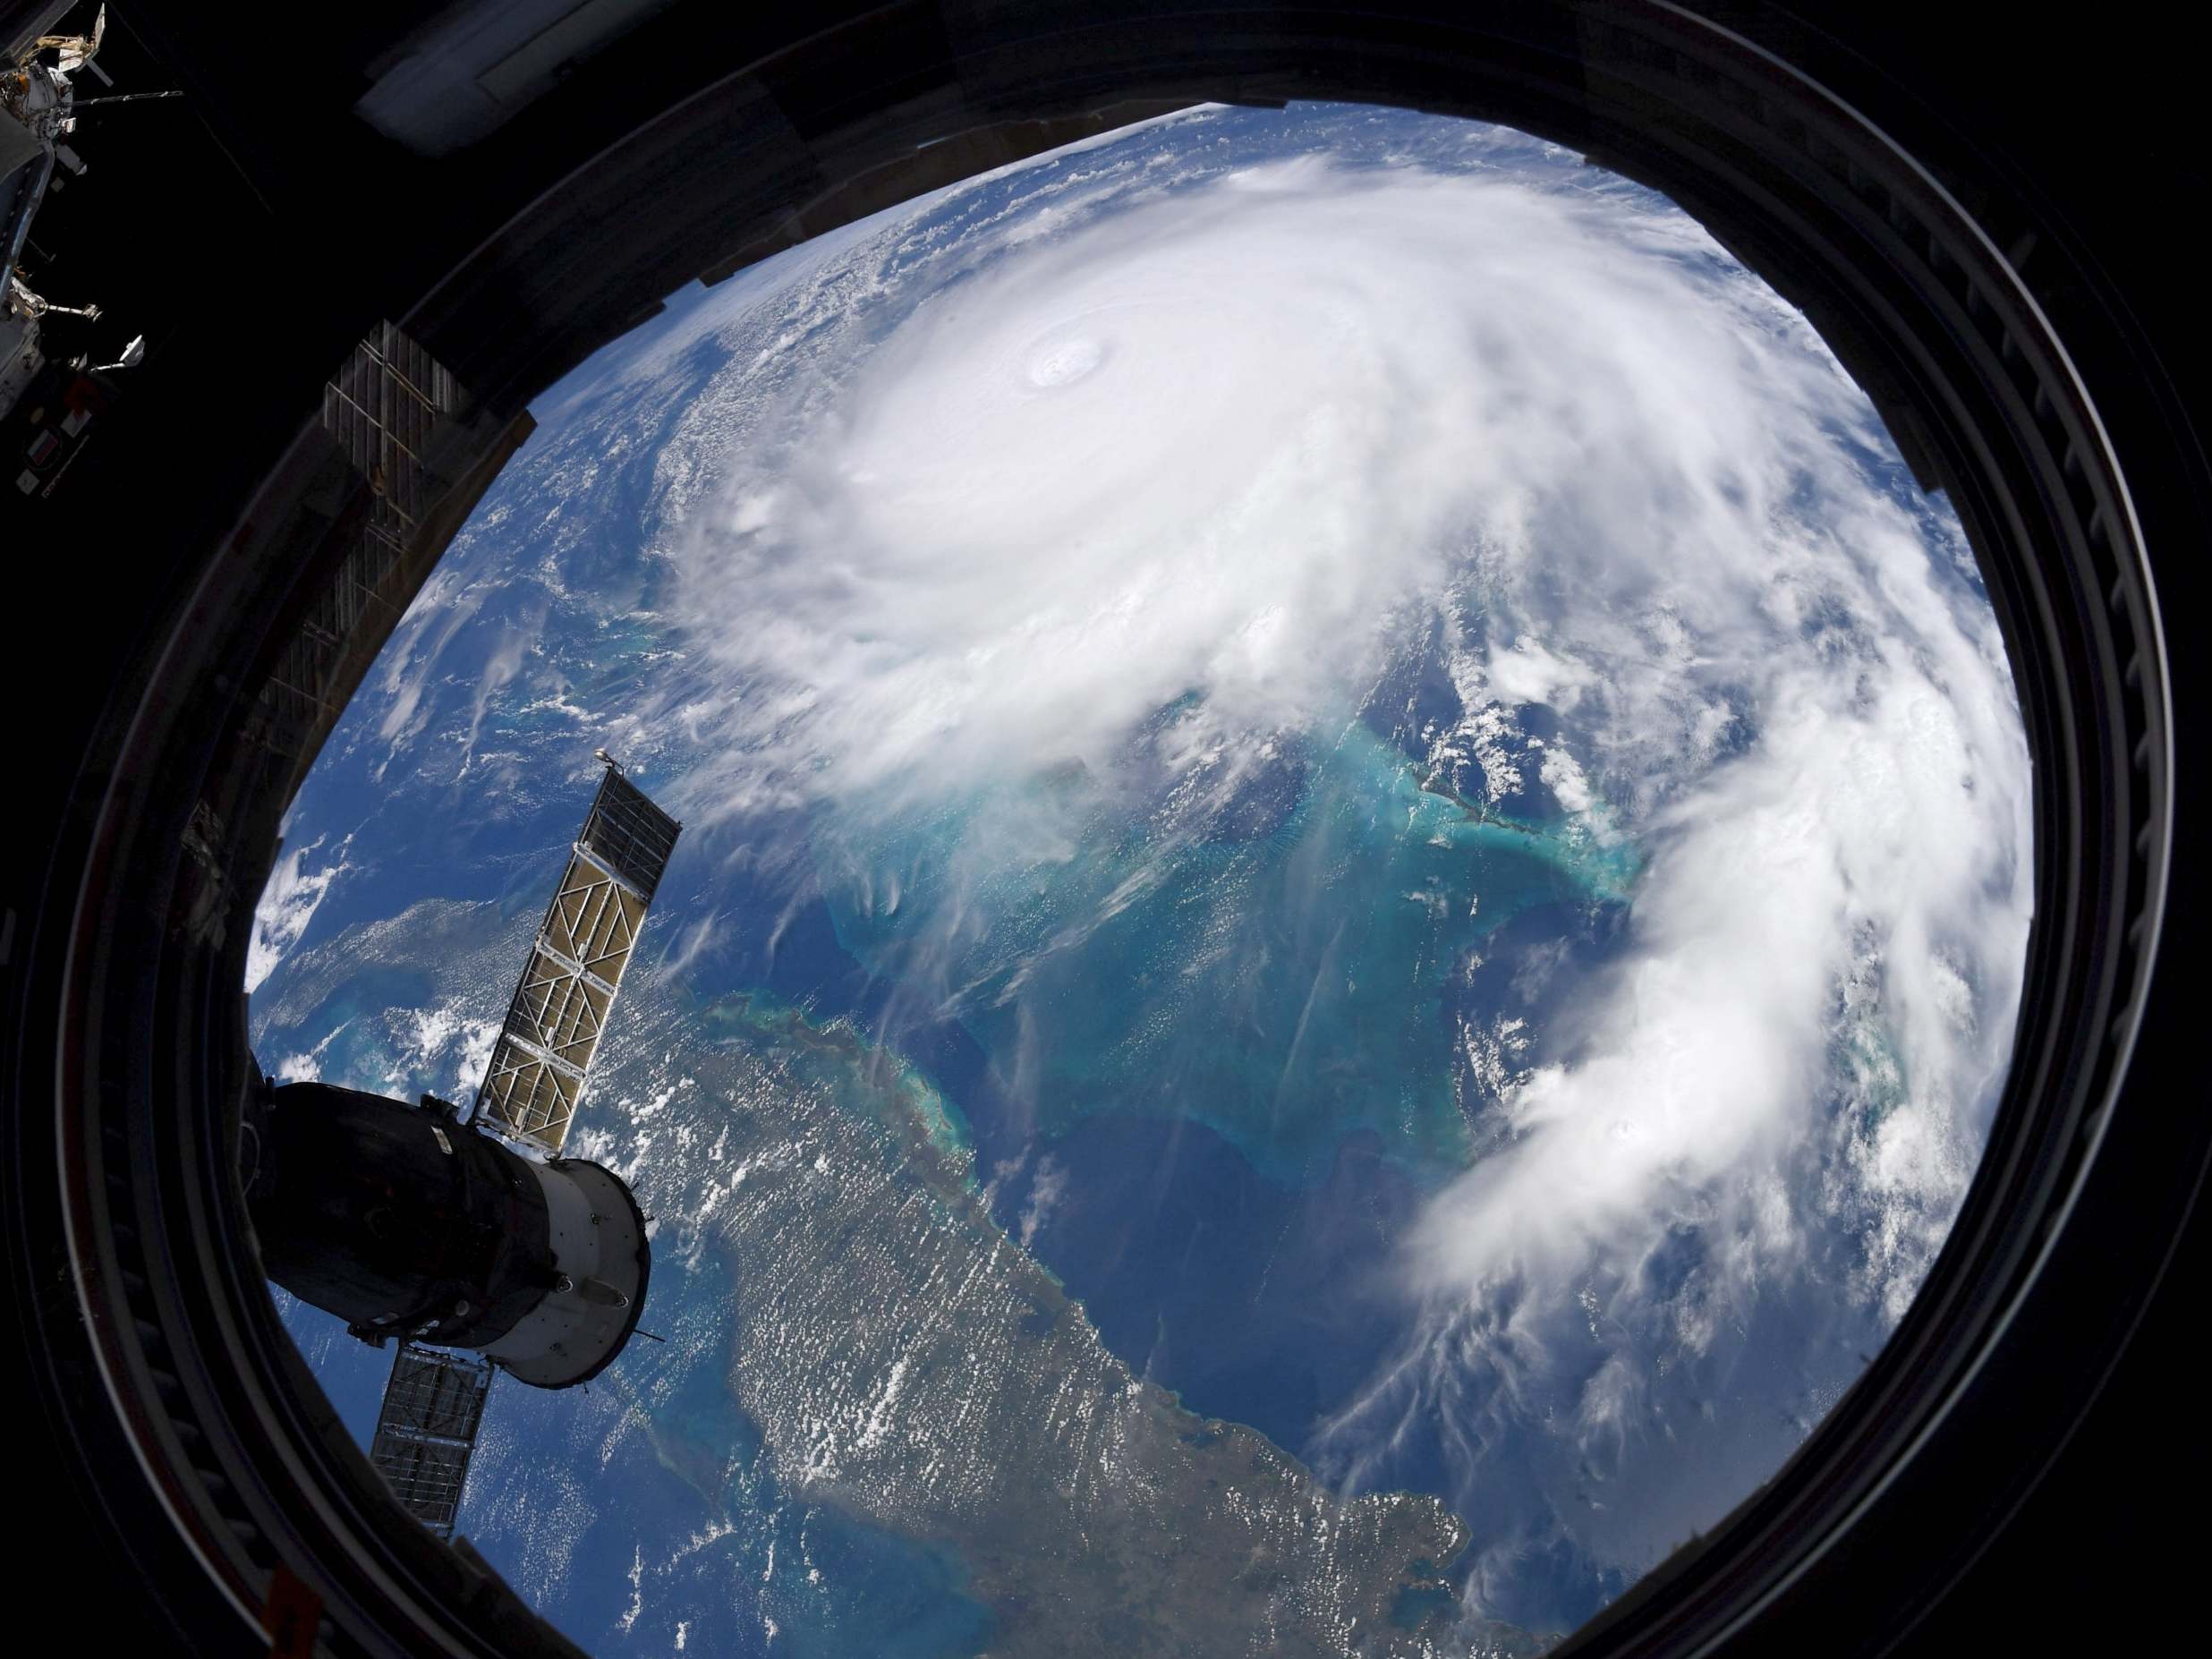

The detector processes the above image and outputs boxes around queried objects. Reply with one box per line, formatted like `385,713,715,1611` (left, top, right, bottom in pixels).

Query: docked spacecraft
243,757,682,1536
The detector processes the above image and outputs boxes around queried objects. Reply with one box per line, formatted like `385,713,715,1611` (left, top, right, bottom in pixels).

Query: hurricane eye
251,98,2029,1654
1024,335,1106,387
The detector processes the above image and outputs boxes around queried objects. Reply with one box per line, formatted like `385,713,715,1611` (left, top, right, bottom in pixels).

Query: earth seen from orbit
246,102,2032,1658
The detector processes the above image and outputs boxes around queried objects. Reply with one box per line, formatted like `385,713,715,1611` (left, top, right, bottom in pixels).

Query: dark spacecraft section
244,1082,556,1351
3,4,2203,1657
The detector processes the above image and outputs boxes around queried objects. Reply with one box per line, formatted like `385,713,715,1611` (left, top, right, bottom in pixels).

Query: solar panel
367,1344,494,1539
579,766,682,901
475,763,682,1151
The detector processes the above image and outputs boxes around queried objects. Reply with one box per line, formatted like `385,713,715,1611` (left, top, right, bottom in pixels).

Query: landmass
608,985,1482,1657
257,897,1512,1655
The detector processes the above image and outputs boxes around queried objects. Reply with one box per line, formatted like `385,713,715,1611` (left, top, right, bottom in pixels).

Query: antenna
5,275,99,322
71,89,183,108
91,333,142,372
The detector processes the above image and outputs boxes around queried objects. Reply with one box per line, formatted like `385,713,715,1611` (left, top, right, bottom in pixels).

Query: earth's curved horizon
249,101,2030,1656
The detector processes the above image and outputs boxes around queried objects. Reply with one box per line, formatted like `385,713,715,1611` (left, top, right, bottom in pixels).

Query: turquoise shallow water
237,87,2016,1648
819,710,1640,1188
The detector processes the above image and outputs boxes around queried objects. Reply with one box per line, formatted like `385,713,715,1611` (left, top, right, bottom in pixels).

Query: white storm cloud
648,133,2031,1597
246,830,354,993
670,158,1888,810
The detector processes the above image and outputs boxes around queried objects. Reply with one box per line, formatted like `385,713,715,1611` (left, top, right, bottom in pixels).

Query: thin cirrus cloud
646,133,2029,1611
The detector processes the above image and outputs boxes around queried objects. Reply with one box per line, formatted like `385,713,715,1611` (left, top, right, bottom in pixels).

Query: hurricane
252,104,2031,1650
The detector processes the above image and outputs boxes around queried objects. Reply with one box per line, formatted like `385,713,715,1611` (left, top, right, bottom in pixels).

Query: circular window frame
22,5,2179,1656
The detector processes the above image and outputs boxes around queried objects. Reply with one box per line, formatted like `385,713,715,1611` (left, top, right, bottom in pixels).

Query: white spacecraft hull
479,1155,651,1388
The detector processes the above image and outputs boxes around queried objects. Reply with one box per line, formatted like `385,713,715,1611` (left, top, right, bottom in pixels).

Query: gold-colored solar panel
539,852,648,983
477,1034,583,1148
474,765,681,1152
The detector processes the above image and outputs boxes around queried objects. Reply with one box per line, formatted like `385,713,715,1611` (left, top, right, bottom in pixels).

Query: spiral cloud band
593,108,2032,1624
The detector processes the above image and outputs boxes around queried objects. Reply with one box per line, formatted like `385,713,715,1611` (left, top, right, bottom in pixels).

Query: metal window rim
27,5,2182,1656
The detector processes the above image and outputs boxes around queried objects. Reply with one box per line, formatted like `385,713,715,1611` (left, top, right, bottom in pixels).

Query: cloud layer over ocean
639,124,2031,1619
277,107,2031,1633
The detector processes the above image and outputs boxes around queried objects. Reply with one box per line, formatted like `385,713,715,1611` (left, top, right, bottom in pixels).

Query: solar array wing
475,763,683,1152
367,1344,494,1539
578,767,682,901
